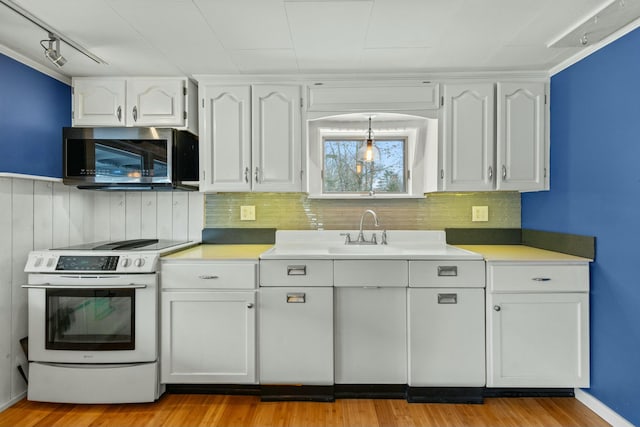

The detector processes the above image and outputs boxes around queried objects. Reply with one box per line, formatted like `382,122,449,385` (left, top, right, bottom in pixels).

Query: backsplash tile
205,192,521,230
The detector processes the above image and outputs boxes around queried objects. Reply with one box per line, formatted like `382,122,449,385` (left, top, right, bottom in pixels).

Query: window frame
306,113,436,199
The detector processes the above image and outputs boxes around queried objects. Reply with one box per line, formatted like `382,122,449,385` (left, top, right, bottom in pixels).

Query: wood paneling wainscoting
0,394,609,427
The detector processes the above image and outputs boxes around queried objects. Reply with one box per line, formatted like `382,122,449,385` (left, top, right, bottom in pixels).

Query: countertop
456,245,593,262
162,244,273,261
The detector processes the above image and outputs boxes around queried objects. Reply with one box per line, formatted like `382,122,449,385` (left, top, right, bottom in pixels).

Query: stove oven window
45,288,135,351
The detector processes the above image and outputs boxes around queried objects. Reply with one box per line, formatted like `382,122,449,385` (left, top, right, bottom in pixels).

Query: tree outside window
323,139,406,194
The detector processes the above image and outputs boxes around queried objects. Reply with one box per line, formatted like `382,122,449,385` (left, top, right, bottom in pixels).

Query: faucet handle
371,233,377,244
339,232,352,244
381,230,387,245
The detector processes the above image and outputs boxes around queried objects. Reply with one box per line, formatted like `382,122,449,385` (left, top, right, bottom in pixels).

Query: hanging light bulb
357,117,380,163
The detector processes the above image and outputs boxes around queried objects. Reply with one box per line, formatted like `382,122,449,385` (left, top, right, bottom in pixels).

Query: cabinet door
335,287,407,384
73,78,126,126
127,79,186,127
487,292,589,387
251,85,301,192
441,83,495,191
199,85,252,192
161,291,256,383
259,287,333,384
496,82,546,191
408,288,485,386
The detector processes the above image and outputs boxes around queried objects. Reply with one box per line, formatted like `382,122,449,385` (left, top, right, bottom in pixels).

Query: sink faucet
356,209,380,244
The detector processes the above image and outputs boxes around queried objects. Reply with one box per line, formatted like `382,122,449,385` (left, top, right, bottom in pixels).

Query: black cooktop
53,239,191,251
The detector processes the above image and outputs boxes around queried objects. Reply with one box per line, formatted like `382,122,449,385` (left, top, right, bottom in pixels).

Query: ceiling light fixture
357,117,380,163
41,33,66,68
0,0,107,65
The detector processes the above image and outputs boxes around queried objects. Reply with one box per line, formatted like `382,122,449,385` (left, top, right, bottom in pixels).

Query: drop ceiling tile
104,0,237,74
229,49,298,73
358,47,433,71
195,0,293,49
285,0,372,51
364,0,464,48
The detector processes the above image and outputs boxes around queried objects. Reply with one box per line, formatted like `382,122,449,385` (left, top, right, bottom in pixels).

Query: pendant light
357,117,380,163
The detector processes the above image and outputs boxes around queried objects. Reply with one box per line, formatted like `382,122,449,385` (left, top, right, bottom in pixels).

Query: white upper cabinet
306,81,439,112
251,85,301,192
199,85,252,192
440,83,495,191
496,82,546,191
72,77,197,133
431,80,548,193
73,78,126,126
199,84,302,193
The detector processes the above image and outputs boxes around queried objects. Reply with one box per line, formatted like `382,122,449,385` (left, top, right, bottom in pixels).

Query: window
323,138,406,194
307,112,438,198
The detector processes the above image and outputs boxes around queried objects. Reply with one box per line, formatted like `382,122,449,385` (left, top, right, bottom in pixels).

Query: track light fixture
0,0,107,66
41,33,67,68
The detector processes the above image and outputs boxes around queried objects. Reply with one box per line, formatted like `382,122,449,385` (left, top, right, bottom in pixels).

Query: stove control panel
24,251,159,273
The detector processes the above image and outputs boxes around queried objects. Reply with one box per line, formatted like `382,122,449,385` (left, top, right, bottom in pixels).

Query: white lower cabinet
334,287,407,384
259,287,333,384
408,288,485,386
486,292,589,387
160,261,257,384
486,262,590,388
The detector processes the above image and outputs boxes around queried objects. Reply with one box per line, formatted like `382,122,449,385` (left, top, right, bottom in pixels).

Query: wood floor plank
0,395,610,427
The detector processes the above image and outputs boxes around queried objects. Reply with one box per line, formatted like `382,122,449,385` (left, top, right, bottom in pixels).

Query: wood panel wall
0,176,203,411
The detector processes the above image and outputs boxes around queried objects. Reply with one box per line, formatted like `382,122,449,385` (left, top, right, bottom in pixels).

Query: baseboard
0,392,26,412
574,389,634,427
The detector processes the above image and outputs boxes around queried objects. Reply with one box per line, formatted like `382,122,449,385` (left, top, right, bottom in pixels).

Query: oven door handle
21,284,148,289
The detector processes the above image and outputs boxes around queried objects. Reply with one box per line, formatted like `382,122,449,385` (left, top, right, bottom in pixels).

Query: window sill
307,193,426,200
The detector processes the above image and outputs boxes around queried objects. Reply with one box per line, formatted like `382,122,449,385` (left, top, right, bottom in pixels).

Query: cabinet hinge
184,111,187,120
440,169,444,179
544,94,548,105
407,169,411,180
201,99,205,108
440,96,444,107
300,98,303,109
183,87,187,96
300,170,304,180
544,167,547,178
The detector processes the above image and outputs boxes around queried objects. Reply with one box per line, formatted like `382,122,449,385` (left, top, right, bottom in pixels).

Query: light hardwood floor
0,394,610,427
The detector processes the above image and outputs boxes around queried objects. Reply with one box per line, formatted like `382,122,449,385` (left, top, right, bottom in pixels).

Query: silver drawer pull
198,275,219,280
437,266,458,277
287,293,306,303
438,293,458,304
532,277,552,282
287,265,307,276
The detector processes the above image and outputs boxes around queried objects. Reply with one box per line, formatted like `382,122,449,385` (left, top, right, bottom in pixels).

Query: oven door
25,273,157,364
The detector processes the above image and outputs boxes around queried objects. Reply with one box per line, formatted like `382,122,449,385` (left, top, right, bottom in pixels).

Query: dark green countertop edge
445,228,595,260
202,228,276,244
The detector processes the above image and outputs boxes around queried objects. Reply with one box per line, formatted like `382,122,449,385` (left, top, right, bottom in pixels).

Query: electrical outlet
472,206,489,222
240,205,256,221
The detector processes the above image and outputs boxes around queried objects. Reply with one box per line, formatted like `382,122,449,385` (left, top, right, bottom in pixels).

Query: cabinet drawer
409,260,485,288
488,263,589,293
260,260,333,287
161,262,256,289
334,260,407,287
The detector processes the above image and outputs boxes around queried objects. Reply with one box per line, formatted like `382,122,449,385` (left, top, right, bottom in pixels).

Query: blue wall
522,28,640,425
0,53,71,178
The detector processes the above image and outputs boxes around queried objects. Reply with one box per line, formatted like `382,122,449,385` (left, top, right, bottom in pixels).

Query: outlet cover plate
240,205,256,221
472,206,489,222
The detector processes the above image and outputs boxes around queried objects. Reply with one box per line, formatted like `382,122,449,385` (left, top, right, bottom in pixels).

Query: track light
41,33,66,68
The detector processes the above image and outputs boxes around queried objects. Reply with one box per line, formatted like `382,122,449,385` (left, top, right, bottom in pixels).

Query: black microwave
63,127,198,190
